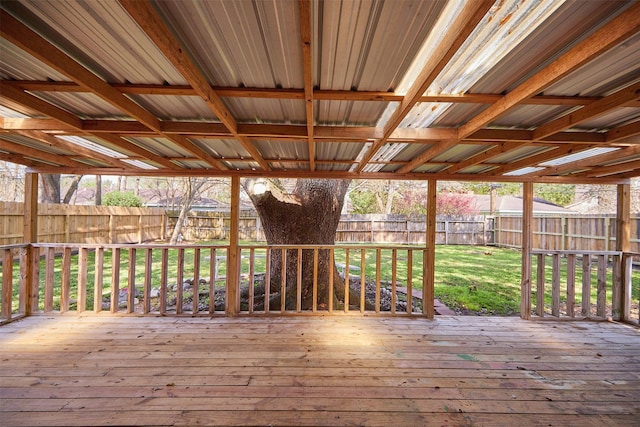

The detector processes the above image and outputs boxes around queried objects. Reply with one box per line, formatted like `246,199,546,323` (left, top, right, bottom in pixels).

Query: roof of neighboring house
464,194,574,215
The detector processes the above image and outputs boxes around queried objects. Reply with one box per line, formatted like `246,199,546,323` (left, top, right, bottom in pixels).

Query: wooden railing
531,250,638,324
1,243,429,322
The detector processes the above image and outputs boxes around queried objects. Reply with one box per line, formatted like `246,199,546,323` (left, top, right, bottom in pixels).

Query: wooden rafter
356,0,494,173
0,10,161,132
119,0,268,171
606,120,640,142
0,11,223,171
0,84,180,170
444,142,524,175
579,159,640,178
458,2,640,139
299,0,315,171
485,144,598,176
0,137,84,168
525,145,640,177
532,81,640,141
13,130,128,169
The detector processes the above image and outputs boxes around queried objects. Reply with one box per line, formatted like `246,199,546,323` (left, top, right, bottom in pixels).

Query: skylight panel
121,159,158,170
538,148,620,167
57,135,126,159
0,106,29,118
503,167,545,176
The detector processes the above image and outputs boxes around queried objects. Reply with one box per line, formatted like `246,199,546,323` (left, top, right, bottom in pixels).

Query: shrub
103,191,142,207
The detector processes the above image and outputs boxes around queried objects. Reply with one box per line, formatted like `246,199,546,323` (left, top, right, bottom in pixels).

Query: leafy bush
103,191,142,207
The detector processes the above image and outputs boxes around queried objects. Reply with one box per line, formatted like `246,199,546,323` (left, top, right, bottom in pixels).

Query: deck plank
1,315,639,426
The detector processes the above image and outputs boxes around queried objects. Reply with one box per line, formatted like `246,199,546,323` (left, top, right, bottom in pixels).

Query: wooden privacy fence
495,215,640,252
0,202,166,246
169,212,490,245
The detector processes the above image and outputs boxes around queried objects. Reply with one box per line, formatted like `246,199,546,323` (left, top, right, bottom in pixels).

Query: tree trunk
62,175,83,204
40,174,60,203
245,179,354,310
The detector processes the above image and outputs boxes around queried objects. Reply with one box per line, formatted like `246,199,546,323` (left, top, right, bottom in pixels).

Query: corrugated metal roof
1,0,638,180
470,0,633,94
31,92,127,119
0,133,71,156
3,0,187,84
127,136,193,158
576,107,640,131
491,105,575,129
133,95,218,122
0,40,69,81
489,146,552,164
192,137,252,159
155,0,301,88
317,0,447,92
432,144,489,163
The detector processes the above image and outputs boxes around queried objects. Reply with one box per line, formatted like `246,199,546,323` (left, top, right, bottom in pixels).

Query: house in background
464,194,575,216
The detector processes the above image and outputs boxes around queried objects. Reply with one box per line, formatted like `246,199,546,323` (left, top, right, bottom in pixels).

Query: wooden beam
533,82,640,141
2,116,618,145
299,0,315,172
119,0,269,171
22,164,631,184
458,2,640,139
357,0,495,172
4,80,612,106
520,182,533,320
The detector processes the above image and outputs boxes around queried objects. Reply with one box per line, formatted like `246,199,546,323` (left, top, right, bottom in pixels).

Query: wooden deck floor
1,315,639,427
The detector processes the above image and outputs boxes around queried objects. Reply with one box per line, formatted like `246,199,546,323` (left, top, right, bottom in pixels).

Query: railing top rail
0,243,29,250
622,251,640,257
245,244,427,250
531,249,623,256
31,243,231,250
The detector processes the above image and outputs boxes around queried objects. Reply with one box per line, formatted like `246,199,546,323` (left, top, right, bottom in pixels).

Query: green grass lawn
2,244,638,316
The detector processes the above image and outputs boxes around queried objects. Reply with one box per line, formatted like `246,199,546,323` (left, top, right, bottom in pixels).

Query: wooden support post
94,248,104,313
520,182,533,320
614,183,631,321
22,173,38,315
226,176,240,316
424,179,436,319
